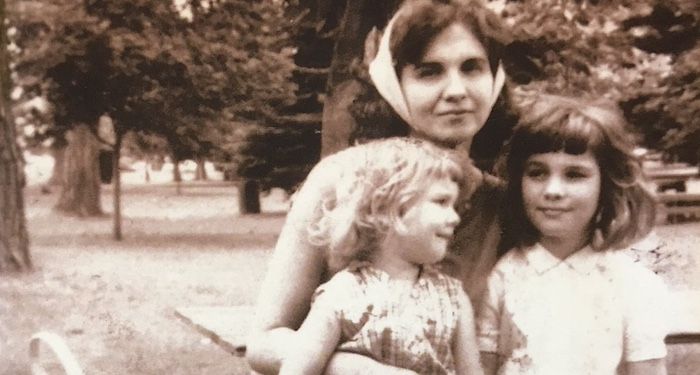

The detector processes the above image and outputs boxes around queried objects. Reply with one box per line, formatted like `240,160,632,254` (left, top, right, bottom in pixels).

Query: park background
1,0,699,374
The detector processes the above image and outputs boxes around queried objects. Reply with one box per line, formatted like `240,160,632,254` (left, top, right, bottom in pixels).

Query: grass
1,178,699,374
2,181,288,374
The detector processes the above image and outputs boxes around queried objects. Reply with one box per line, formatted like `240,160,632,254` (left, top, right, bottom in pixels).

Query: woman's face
399,23,494,147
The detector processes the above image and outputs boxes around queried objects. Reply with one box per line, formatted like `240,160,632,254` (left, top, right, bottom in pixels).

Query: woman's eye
414,63,442,78
461,59,486,74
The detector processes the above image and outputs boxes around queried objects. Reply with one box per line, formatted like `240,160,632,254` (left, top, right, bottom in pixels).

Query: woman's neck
409,130,472,153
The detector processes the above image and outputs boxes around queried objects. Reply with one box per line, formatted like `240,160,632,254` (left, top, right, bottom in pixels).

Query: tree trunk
237,179,260,214
320,0,401,156
195,156,207,181
172,157,182,194
0,0,31,271
54,124,103,216
172,159,182,182
47,143,66,186
112,133,122,241
321,80,361,156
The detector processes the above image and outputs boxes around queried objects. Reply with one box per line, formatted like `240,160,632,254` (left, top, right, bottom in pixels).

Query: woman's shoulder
293,146,371,204
309,146,364,179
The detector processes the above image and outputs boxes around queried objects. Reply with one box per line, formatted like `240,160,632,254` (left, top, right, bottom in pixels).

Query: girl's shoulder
422,266,471,310
491,246,529,271
605,250,668,290
424,265,464,288
313,265,368,302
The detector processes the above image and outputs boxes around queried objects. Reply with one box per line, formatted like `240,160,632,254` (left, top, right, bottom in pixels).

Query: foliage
219,0,327,191
499,0,699,163
10,0,300,167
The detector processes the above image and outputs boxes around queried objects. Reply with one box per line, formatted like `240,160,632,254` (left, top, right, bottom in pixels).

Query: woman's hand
246,327,295,375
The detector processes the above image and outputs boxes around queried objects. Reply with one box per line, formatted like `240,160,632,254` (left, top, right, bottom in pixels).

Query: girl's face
400,23,494,147
381,177,460,268
522,151,601,249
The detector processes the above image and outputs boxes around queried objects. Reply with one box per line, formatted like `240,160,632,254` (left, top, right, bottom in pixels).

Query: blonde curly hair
308,137,464,272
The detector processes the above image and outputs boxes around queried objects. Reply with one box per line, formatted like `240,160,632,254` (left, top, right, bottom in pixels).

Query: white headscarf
368,7,506,129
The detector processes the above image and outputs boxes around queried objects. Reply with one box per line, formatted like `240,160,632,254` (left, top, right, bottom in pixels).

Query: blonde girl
279,138,483,375
478,94,668,375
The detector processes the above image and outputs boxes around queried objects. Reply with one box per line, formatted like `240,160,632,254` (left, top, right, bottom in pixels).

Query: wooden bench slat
175,306,255,357
658,193,700,203
662,207,700,215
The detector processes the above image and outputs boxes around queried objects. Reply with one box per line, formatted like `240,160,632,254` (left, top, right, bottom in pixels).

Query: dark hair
501,94,657,251
349,0,516,168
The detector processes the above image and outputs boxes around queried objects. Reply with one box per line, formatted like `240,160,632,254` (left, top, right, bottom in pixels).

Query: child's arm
621,265,669,375
623,358,667,375
453,290,485,375
278,299,342,375
324,353,419,375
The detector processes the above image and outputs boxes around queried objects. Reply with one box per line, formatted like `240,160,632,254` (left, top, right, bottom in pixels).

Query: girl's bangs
517,112,606,157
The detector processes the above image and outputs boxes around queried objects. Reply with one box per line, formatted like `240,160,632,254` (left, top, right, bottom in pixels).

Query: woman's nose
443,71,467,101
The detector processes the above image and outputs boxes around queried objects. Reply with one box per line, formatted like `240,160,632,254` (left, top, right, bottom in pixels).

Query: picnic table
175,291,700,355
646,165,699,192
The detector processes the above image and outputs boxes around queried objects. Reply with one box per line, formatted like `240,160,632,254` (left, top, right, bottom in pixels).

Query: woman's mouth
438,109,470,116
538,207,569,216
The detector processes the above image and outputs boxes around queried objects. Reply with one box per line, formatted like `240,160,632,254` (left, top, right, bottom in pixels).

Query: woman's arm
623,358,667,375
247,155,341,374
453,293,484,375
279,300,343,375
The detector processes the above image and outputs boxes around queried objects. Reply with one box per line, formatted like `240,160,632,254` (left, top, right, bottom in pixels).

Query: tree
318,1,401,156
499,0,699,163
11,0,108,216
0,0,31,271
617,1,700,164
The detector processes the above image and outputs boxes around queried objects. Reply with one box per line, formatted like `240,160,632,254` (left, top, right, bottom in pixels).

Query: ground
1,170,699,374
2,181,289,374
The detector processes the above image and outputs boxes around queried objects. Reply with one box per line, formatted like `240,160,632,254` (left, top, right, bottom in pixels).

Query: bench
175,305,254,357
646,166,699,193
175,290,700,354
658,193,700,223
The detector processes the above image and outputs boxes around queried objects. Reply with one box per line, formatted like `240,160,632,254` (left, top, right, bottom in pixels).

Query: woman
247,1,515,373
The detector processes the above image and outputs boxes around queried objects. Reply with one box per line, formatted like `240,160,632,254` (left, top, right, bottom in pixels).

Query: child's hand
324,352,419,375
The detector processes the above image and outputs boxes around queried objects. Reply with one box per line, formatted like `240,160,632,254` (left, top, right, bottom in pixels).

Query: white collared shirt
477,243,669,375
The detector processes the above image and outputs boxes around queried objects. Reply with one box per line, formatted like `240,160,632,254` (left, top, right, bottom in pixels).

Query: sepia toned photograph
1,0,698,374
